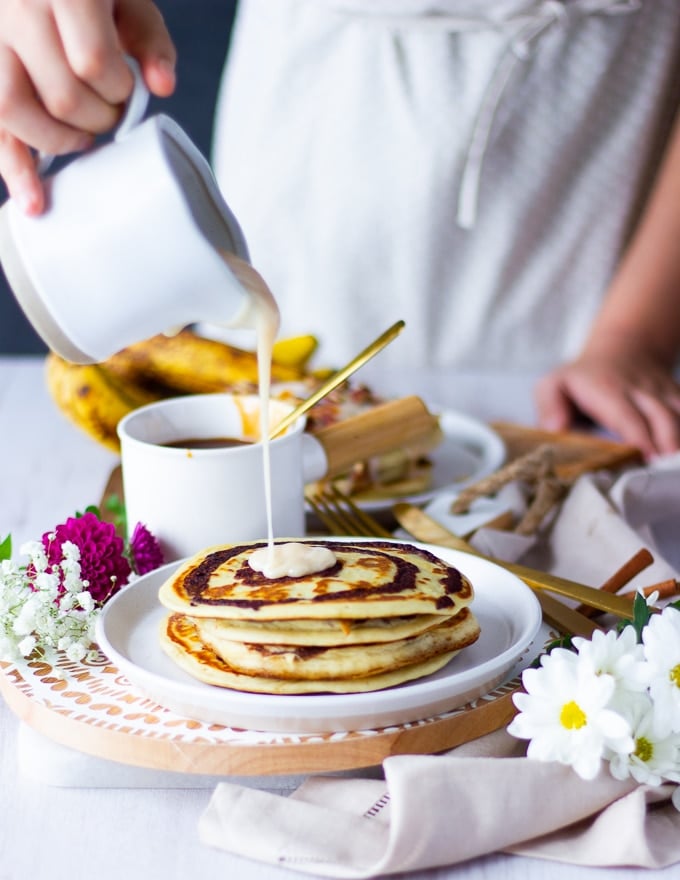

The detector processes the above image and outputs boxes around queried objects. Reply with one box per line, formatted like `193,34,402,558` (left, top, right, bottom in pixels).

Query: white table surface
0,354,676,880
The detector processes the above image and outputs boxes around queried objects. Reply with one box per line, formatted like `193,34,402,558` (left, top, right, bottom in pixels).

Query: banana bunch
45,329,319,452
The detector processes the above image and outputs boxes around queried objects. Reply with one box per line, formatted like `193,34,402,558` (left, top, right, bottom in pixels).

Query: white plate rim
95,540,541,733
327,406,506,513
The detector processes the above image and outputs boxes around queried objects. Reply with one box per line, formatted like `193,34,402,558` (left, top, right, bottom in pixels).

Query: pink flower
42,512,131,602
129,522,164,575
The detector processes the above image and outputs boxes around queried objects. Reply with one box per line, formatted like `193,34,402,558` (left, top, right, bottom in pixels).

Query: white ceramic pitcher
0,59,256,364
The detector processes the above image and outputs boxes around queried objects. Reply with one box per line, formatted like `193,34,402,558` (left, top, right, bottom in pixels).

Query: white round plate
424,482,527,540
336,408,506,513
95,541,541,734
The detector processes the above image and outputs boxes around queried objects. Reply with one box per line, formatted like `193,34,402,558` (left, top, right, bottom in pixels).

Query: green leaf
103,493,127,536
632,591,653,641
530,634,574,667
616,591,653,641
545,634,574,654
74,505,101,518
0,533,11,561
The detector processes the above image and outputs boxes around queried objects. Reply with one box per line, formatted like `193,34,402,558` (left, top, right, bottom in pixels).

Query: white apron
211,0,680,372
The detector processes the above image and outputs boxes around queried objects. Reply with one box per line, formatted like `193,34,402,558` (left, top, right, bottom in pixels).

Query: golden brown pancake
160,613,460,695
185,612,449,646
158,539,473,621
193,607,479,680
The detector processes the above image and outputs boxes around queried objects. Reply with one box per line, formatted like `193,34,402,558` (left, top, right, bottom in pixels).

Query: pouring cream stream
222,253,336,578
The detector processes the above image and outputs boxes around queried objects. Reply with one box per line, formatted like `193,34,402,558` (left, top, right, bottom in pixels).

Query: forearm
583,108,680,366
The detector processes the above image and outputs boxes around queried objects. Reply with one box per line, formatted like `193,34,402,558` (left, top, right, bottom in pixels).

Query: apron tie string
326,0,643,228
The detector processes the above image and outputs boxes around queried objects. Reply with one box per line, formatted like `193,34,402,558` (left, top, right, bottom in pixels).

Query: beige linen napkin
524,471,679,588
470,468,679,589
198,458,680,875
199,729,680,875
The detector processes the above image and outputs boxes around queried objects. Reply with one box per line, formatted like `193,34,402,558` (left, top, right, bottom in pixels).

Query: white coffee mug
0,59,253,364
117,394,329,561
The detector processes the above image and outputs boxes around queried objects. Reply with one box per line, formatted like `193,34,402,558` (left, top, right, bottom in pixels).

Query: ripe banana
45,356,164,452
271,334,318,369
46,329,441,505
46,329,320,452
103,329,315,394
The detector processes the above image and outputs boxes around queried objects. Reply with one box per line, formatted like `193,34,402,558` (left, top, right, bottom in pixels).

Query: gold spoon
269,319,405,439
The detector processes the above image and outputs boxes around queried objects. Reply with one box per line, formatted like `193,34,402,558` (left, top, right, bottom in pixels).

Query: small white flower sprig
0,505,163,665
0,533,100,664
508,594,680,809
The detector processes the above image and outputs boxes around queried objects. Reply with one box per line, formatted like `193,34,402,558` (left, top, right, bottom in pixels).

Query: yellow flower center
560,700,587,730
669,664,680,688
634,737,654,764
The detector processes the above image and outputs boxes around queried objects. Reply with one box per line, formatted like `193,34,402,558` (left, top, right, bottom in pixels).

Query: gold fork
305,485,603,636
306,484,393,538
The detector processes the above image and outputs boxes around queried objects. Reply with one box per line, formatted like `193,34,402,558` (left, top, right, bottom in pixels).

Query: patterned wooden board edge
0,652,524,776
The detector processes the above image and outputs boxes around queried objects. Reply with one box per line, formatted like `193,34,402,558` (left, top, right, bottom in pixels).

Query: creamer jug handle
37,55,149,174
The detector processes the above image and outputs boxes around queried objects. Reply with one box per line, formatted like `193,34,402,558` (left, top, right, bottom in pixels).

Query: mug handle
37,55,150,174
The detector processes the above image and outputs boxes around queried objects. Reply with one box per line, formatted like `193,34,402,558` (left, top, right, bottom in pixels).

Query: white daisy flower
643,588,660,608
609,693,680,787
508,647,633,780
673,786,680,812
641,606,680,736
573,625,648,696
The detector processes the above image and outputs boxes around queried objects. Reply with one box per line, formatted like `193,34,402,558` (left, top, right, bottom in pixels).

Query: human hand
534,340,680,458
0,0,176,214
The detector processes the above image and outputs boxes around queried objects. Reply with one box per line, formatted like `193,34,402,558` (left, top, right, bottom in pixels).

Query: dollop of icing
248,542,337,579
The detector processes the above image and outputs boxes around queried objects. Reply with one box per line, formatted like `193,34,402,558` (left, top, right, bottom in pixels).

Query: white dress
211,0,680,372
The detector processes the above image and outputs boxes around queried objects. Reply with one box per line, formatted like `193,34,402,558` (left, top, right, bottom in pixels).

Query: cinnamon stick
619,579,680,603
576,548,655,617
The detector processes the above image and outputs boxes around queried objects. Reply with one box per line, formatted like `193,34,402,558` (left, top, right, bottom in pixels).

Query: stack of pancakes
158,539,480,695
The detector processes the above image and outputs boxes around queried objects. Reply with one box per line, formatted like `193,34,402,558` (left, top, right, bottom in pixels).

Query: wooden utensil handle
313,396,440,478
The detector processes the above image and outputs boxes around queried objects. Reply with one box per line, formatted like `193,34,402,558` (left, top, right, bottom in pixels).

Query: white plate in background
424,482,528,540
336,407,506,512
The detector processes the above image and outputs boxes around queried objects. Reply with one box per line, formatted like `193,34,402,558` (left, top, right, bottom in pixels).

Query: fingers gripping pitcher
0,58,277,364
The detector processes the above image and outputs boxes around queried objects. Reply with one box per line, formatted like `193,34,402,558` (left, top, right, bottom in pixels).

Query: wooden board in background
100,423,643,530
491,422,643,481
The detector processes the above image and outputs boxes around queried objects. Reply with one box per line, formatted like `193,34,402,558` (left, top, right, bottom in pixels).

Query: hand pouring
0,59,257,364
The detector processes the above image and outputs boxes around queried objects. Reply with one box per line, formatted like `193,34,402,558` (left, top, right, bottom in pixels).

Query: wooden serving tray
0,652,526,776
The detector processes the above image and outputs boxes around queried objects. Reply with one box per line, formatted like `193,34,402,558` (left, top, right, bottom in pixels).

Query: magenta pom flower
42,511,131,602
129,522,164,575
